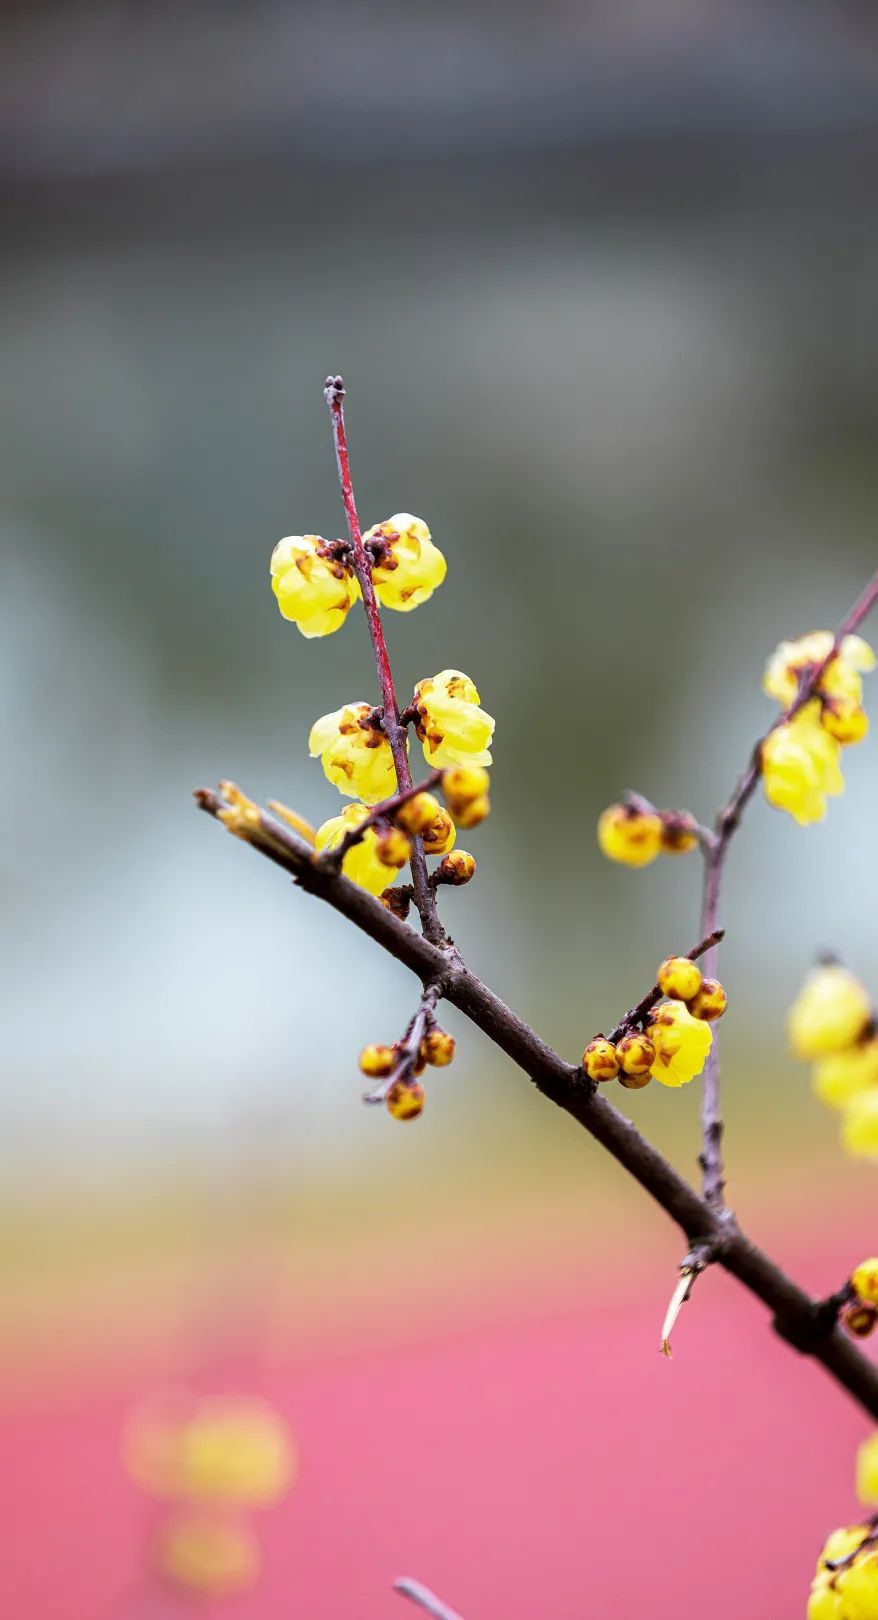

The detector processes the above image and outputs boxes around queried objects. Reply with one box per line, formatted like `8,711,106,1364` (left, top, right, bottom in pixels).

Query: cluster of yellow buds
582,956,727,1091
312,766,489,900
761,632,874,825
271,514,445,637
124,1393,295,1599
808,1523,878,1619
597,798,700,869
359,1026,456,1120
788,962,878,1157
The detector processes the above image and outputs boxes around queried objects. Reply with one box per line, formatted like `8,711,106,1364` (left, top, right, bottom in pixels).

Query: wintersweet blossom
364,513,447,612
597,803,663,868
761,702,845,825
309,702,398,803
812,1042,878,1112
413,670,494,769
788,964,872,1060
270,536,359,637
648,1001,713,1088
315,803,406,896
763,631,875,708
808,1524,878,1620
842,1091,878,1161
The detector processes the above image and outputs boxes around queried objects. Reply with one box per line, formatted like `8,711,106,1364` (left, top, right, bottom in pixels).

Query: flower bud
687,978,728,1021
657,956,703,1002
843,1302,878,1339
374,825,412,869
422,807,456,855
436,850,476,886
422,1029,455,1067
397,791,442,835
453,794,491,829
597,803,662,868
582,1037,620,1083
658,811,699,855
386,1079,426,1121
359,1044,397,1078
618,1069,653,1091
441,765,490,811
617,1032,656,1077
853,1259,878,1307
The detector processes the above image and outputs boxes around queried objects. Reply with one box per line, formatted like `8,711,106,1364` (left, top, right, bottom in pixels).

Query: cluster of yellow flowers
359,1026,456,1121
597,800,699,868
124,1394,295,1598
762,632,874,825
788,963,878,1158
582,956,727,1092
269,506,496,899
809,1415,878,1618
270,513,446,636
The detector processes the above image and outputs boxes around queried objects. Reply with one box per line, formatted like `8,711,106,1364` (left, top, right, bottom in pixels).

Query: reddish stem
323,376,445,946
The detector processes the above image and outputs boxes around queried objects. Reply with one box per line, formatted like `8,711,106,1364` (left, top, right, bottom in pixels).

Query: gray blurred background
3,0,878,1201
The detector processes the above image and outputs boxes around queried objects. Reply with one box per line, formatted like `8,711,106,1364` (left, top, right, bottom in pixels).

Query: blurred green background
2,0,878,1382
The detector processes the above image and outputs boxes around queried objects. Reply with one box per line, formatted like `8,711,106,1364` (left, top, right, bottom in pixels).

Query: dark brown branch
196,785,878,1422
323,375,445,947
697,565,878,1208
395,1578,467,1620
606,929,724,1045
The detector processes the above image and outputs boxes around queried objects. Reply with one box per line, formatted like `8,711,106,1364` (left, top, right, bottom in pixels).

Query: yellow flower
365,514,447,612
813,1041,878,1111
788,964,872,1059
597,803,663,868
315,803,406,896
853,1259,878,1307
155,1513,261,1597
843,1091,878,1160
422,806,456,855
763,631,875,707
309,702,399,803
809,1525,876,1620
648,1001,713,1088
762,702,845,825
822,699,870,747
413,670,494,769
123,1395,295,1505
270,535,360,638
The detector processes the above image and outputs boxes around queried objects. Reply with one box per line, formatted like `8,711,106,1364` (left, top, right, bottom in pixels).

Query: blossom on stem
788,965,872,1060
413,670,494,769
763,631,875,707
309,702,399,803
812,1041,878,1111
597,802,663,868
364,514,447,611
808,1524,878,1620
648,1001,713,1088
270,536,360,637
315,803,407,896
761,702,845,825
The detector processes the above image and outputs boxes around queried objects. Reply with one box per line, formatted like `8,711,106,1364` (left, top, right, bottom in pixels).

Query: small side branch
326,770,442,865
363,980,444,1104
395,1578,468,1620
606,929,724,1045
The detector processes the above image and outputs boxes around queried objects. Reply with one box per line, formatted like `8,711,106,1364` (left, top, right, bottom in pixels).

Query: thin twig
196,783,878,1421
323,375,446,947
394,1578,467,1620
697,565,878,1208
606,929,724,1045
363,980,444,1104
